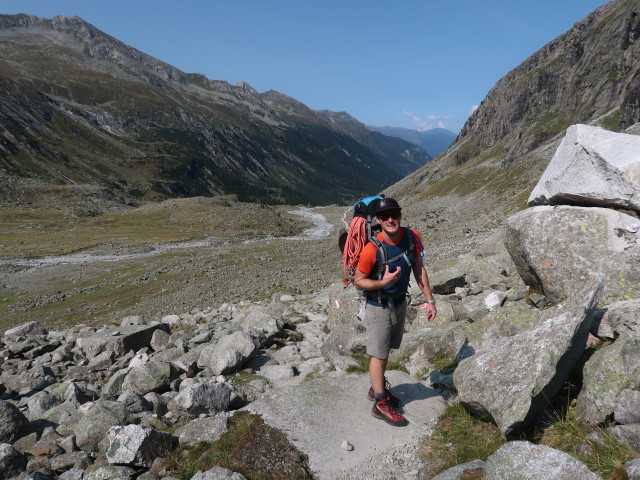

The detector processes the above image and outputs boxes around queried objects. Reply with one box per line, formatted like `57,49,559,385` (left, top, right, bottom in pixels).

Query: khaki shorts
365,298,406,359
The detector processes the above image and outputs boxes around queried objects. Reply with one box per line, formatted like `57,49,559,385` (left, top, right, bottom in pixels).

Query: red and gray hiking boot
367,378,402,408
371,396,408,426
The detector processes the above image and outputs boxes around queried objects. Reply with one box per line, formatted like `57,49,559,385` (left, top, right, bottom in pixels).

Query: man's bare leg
369,356,388,394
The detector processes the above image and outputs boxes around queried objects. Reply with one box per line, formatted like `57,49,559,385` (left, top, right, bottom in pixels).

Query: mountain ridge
367,125,457,158
0,14,430,208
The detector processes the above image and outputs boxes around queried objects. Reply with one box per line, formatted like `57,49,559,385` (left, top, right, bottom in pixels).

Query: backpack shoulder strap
369,234,387,280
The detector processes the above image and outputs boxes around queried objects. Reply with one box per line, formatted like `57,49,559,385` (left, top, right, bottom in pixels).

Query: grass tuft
421,403,505,476
345,352,408,374
167,411,312,480
537,408,639,479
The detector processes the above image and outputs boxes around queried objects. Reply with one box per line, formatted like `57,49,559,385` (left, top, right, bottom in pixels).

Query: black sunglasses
378,211,401,221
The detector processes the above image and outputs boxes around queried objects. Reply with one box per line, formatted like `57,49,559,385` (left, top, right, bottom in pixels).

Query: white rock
529,124,640,211
341,440,354,451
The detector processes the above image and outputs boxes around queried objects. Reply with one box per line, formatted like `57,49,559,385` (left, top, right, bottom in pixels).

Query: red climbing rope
342,216,367,282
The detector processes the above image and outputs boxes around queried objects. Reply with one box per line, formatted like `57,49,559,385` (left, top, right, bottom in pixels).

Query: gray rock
174,414,229,445
167,382,231,418
121,315,145,326
75,324,169,359
0,400,30,443
624,458,640,480
528,292,551,309
27,391,60,420
87,351,114,371
106,424,175,468
529,124,640,212
49,451,90,472
197,331,257,375
320,324,366,361
117,392,154,414
429,267,467,295
74,401,129,455
331,355,362,372
122,361,172,395
150,329,171,351
2,365,55,396
0,443,27,480
84,466,136,480
484,441,603,479
596,299,640,338
454,301,545,358
236,308,282,338
506,205,640,304
4,321,48,338
454,288,600,436
614,389,640,425
58,468,84,480
610,424,640,451
191,467,247,480
32,427,64,456
143,392,168,416
428,371,455,392
38,402,80,432
432,459,485,480
101,368,130,399
259,364,296,382
576,334,640,425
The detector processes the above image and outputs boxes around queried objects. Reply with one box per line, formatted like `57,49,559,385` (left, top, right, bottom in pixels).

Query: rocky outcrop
505,205,640,304
454,287,600,437
528,124,640,211
575,299,640,425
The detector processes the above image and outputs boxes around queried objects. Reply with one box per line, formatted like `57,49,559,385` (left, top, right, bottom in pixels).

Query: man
354,197,437,426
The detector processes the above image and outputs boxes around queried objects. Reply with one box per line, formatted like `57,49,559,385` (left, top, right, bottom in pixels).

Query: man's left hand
420,303,437,322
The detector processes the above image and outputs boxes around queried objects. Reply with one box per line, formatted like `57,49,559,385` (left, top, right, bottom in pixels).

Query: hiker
353,197,437,426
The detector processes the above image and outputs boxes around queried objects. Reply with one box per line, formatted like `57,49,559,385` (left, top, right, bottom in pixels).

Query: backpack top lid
353,195,383,219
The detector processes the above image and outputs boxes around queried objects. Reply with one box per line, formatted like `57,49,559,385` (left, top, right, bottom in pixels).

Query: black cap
375,197,401,214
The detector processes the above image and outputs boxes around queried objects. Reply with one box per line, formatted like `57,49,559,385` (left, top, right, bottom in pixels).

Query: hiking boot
367,378,402,407
371,397,408,426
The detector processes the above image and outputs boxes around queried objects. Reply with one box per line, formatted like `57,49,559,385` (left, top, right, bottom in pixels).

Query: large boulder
454,288,600,437
73,401,129,455
505,206,640,304
575,333,640,425
75,324,169,358
0,400,30,444
167,382,231,418
122,361,173,395
174,415,230,445
0,443,27,480
529,124,640,212
594,298,640,339
4,321,48,338
319,323,367,361
197,331,257,375
484,441,603,479
106,424,175,468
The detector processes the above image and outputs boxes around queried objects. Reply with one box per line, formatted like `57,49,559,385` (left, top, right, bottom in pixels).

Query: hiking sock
374,392,386,401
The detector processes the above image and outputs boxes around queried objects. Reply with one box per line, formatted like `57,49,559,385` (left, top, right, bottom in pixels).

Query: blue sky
3,0,608,133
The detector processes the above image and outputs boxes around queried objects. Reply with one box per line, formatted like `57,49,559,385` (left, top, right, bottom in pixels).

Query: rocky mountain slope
0,14,430,207
386,0,640,260
366,126,457,158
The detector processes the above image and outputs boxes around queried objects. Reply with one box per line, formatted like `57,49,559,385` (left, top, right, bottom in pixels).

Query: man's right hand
381,265,401,287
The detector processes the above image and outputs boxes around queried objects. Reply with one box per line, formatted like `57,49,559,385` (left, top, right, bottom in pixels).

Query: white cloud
400,110,449,131
470,105,479,114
